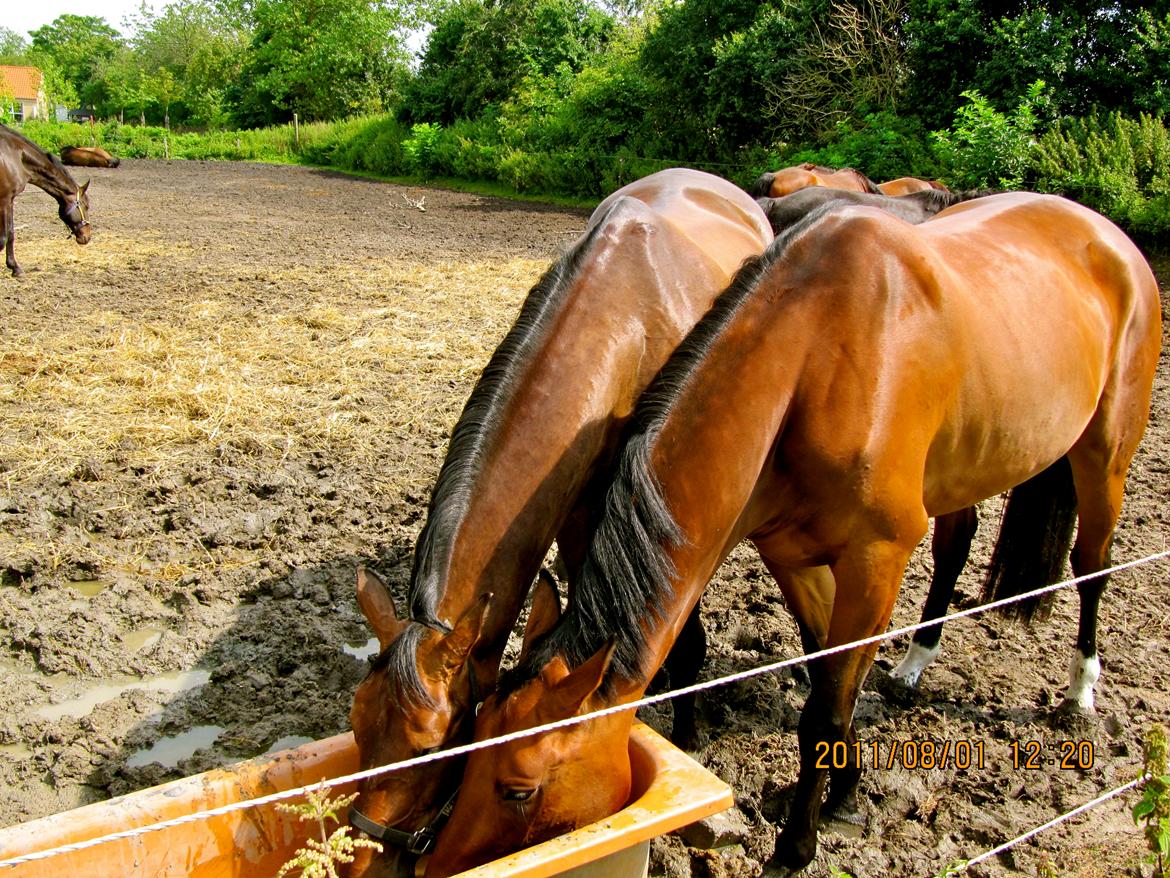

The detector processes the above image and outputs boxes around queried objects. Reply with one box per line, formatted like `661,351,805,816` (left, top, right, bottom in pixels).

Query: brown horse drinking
424,192,1161,876
0,123,92,276
345,168,772,878
750,162,881,198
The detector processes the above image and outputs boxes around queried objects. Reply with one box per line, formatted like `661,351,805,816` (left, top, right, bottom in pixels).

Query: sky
7,1,159,41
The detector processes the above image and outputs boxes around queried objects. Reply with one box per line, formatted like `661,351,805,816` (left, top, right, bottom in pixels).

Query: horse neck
418,262,688,650
21,144,76,203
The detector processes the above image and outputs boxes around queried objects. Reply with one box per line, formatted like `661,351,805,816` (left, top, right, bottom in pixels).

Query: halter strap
63,193,89,233
348,785,458,855
348,664,483,854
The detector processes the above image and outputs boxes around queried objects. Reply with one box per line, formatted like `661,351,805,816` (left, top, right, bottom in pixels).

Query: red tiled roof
0,66,43,101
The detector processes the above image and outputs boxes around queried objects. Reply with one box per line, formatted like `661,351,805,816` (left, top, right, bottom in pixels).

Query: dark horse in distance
0,123,92,276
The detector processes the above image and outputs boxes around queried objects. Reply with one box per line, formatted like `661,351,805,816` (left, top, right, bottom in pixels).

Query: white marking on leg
890,641,941,688
1063,648,1101,713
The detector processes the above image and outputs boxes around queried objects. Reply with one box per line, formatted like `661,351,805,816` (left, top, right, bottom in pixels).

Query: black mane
379,204,626,704
499,206,837,698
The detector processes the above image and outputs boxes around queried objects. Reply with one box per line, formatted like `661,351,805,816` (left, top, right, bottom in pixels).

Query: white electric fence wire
0,548,1167,869
959,775,1144,871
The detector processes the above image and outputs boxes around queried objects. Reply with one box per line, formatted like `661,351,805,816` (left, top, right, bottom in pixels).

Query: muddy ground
0,160,1167,878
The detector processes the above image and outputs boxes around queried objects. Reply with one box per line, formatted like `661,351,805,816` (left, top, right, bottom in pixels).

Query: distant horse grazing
755,186,988,235
0,123,92,276
877,176,948,196
61,145,120,168
750,162,881,198
345,168,771,878
424,193,1161,877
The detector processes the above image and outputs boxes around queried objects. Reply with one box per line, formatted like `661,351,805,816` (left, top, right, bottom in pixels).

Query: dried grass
0,235,547,498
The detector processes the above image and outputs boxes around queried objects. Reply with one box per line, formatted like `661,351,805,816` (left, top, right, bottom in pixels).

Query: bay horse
0,123,92,277
755,186,990,235
61,145,120,168
750,162,881,199
877,175,948,196
346,168,772,878
423,192,1161,876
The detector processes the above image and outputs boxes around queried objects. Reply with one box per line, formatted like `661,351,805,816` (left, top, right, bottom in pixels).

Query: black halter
62,194,89,236
347,666,483,855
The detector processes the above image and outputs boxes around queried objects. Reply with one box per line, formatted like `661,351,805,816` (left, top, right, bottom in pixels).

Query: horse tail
748,173,776,198
980,456,1078,623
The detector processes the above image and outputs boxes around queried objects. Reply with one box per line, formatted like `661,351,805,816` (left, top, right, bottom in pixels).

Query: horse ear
519,569,561,660
424,592,491,681
356,566,406,650
541,640,616,720
80,180,90,194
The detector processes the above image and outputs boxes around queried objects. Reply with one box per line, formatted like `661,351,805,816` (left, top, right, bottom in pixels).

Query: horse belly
923,341,1107,515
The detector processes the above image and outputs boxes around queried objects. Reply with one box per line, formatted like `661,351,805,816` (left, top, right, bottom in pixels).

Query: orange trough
0,722,732,877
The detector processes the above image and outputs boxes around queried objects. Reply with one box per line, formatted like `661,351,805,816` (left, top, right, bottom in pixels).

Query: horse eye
502,787,536,803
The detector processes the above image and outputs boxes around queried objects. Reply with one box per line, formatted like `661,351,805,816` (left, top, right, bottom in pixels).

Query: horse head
423,578,633,877
59,180,91,245
346,567,491,878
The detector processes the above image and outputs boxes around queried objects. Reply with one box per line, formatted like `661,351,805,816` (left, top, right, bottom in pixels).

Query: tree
766,0,907,139
30,15,125,108
400,0,615,125
0,27,29,60
231,0,412,127
124,0,246,126
905,1,1170,129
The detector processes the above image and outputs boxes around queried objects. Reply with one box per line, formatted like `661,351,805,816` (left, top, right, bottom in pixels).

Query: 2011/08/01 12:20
813,739,1097,771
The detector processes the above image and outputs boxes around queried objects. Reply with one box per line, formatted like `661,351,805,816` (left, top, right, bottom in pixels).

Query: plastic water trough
0,721,733,877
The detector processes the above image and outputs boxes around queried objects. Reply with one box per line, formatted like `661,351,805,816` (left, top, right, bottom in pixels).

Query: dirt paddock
0,160,1167,877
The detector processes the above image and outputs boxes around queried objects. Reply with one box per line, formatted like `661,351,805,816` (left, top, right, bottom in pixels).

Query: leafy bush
790,111,941,183
932,81,1047,188
1033,111,1170,242
433,118,502,180
402,122,443,176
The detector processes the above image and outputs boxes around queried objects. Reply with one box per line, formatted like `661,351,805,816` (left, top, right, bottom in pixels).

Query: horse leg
2,199,20,277
890,506,978,687
1060,455,1129,714
769,541,916,872
664,599,705,749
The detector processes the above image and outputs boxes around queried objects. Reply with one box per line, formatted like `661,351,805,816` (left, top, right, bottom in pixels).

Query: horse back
592,168,772,274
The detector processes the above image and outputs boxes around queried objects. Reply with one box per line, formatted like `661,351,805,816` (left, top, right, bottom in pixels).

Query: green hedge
1033,112,1170,243
14,111,1170,247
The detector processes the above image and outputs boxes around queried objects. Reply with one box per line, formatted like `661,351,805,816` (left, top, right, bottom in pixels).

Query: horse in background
877,176,948,195
345,168,772,878
0,123,92,276
756,186,992,235
423,193,1160,876
61,145,120,168
750,162,882,198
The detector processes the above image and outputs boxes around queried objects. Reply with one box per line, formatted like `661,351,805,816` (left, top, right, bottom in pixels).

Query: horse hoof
766,831,815,876
823,790,865,833
869,668,919,706
1051,699,1099,735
